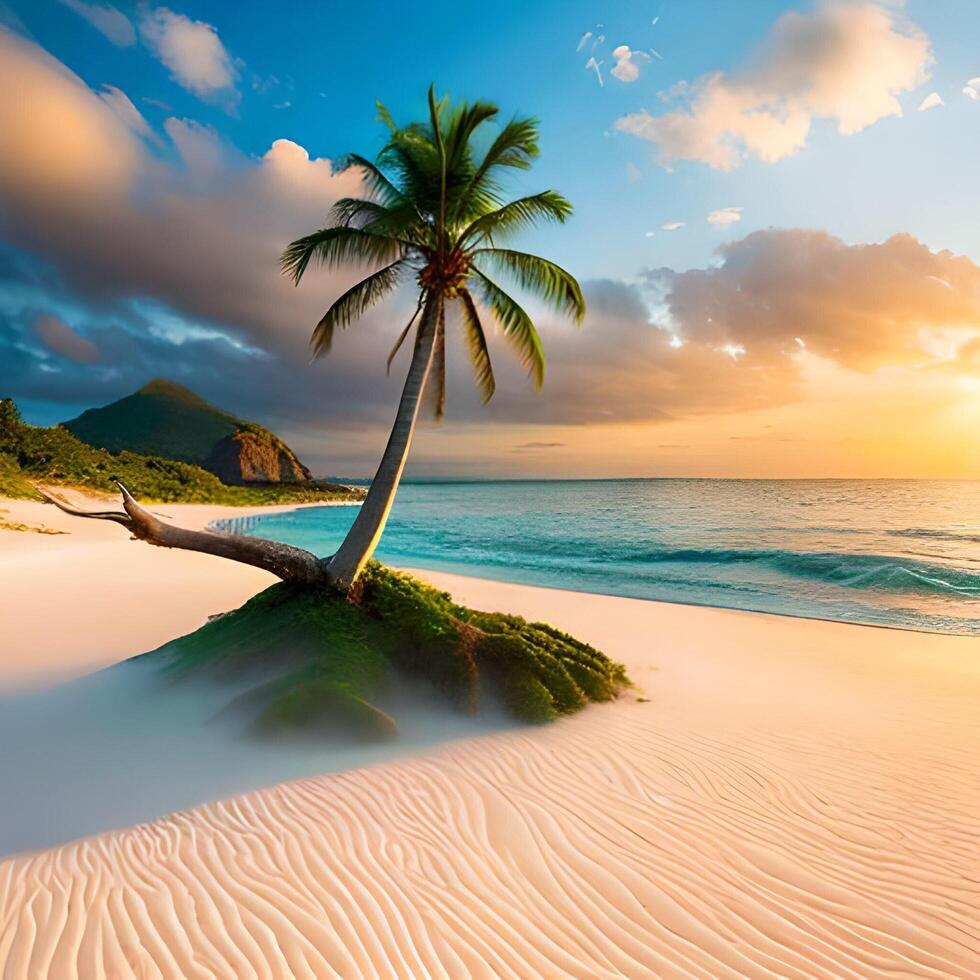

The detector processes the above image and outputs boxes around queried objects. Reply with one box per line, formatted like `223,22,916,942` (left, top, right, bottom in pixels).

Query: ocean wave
618,548,980,598
885,528,980,544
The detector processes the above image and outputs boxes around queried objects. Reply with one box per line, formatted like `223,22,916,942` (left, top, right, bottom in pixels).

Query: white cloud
645,228,980,373
0,30,364,364
611,45,648,83
139,6,239,108
0,30,142,203
644,231,655,238
707,207,743,225
58,0,135,47
585,56,603,87
615,2,931,170
661,221,686,231
917,92,943,111
96,84,160,144
964,77,980,101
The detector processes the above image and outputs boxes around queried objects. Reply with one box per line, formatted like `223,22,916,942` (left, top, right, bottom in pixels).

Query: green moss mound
154,562,630,738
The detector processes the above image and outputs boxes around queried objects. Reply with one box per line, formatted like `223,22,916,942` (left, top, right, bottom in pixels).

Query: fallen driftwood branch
36,483,330,587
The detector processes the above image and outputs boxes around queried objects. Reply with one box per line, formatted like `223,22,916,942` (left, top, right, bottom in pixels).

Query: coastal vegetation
0,397,359,505
34,86,628,734
64,379,317,486
156,563,628,733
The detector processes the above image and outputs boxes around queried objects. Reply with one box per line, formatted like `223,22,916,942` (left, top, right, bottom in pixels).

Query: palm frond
331,197,425,244
470,268,545,387
457,289,495,402
424,300,447,420
375,99,398,133
474,248,585,322
337,153,405,207
469,117,539,187
282,227,405,284
444,100,498,173
386,294,425,374
377,132,441,219
457,191,572,248
429,85,448,246
310,260,405,358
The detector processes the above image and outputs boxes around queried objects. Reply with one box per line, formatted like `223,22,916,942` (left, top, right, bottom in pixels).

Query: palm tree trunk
325,294,440,591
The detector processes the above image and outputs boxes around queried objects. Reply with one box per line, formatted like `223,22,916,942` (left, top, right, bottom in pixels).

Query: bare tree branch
36,483,331,588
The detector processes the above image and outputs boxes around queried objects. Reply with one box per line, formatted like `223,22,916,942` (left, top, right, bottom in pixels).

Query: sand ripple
1,576,978,978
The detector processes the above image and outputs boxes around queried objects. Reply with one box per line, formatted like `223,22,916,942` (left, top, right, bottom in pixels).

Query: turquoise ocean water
220,480,980,636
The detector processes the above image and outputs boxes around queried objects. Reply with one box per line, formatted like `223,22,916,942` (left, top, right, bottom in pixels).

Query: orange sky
1,13,979,479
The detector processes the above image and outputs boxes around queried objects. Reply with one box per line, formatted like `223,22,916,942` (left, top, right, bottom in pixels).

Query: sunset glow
2,1,979,477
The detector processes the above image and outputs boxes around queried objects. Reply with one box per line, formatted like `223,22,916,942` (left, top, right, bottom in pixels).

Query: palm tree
282,86,585,591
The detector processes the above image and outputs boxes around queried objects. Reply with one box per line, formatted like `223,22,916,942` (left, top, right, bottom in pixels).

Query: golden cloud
615,2,931,169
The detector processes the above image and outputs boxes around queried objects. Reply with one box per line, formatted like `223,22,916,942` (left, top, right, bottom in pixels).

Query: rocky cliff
205,427,314,485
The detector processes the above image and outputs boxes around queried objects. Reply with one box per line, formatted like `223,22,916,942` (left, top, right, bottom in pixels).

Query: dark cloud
1,30,977,477
0,30,366,363
33,313,99,363
0,306,400,433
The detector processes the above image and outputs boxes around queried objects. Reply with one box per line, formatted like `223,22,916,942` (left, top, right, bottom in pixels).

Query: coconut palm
282,86,585,590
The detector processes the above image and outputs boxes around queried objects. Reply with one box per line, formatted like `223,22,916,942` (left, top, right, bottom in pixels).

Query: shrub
151,562,631,735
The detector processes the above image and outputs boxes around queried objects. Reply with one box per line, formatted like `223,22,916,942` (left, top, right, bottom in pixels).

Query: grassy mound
0,397,360,505
0,451,37,499
154,562,630,738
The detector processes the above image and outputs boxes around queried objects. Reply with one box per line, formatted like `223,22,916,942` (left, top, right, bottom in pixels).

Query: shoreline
409,562,970,638
1,492,978,975
1,491,966,689
206,500,977,641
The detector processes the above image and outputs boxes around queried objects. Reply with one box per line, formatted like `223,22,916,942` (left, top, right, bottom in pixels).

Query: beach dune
0,497,978,977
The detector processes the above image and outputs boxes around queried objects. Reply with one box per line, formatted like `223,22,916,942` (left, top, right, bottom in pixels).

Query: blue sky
19,0,980,274
1,1,979,476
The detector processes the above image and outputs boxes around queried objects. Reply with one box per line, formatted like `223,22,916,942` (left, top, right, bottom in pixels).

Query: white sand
1,493,978,977
0,492,295,687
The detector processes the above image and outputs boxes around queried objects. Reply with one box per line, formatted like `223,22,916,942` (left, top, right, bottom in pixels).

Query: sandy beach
1,494,978,977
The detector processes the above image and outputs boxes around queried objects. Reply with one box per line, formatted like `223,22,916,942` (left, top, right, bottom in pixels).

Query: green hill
63,380,314,486
0,397,361,506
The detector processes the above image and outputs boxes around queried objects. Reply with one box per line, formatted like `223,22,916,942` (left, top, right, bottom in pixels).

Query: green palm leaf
338,153,405,207
331,197,424,243
386,294,425,374
475,248,585,322
288,87,584,396
425,301,447,420
470,268,545,387
457,289,495,402
311,260,405,358
476,117,539,176
444,101,498,172
428,85,448,244
282,227,405,284
457,191,572,248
